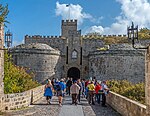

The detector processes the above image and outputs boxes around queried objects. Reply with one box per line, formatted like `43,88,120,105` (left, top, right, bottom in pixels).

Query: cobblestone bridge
6,95,120,116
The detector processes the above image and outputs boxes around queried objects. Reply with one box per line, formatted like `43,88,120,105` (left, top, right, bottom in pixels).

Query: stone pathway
59,96,84,116
4,96,60,116
4,96,121,116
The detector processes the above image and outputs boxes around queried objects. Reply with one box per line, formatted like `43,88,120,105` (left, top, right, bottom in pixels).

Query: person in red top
95,81,102,104
85,79,90,87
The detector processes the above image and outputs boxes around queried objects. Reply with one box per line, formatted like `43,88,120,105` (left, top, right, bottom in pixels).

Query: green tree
0,4,9,24
4,51,40,94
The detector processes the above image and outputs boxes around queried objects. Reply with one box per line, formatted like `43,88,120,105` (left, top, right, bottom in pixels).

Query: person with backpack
56,79,66,106
53,78,59,96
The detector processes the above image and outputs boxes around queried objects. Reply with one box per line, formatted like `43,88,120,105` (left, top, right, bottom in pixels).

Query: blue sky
1,0,150,46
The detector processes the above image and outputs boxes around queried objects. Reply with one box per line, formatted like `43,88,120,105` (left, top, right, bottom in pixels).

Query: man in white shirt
102,81,109,107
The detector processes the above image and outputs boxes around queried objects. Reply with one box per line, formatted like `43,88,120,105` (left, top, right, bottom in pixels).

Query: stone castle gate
67,67,80,80
10,19,148,83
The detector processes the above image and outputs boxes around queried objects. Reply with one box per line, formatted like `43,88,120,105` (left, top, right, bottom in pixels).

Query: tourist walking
44,79,53,104
87,81,95,105
56,79,66,106
95,81,101,104
77,79,82,103
101,81,109,107
59,79,66,97
70,80,80,105
81,79,85,98
66,77,72,96
53,78,59,96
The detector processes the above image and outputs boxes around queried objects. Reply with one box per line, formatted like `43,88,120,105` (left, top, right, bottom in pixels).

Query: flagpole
66,4,70,20
69,4,70,20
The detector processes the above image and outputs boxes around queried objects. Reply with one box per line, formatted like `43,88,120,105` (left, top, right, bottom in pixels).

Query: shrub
107,80,145,104
4,51,40,94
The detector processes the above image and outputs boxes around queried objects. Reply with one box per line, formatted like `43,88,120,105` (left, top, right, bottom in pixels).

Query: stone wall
0,85,44,111
10,43,61,83
89,50,145,83
25,35,66,55
22,19,150,82
107,91,146,116
145,46,150,115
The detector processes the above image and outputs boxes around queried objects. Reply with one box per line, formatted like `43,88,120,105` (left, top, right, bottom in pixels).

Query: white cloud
87,0,150,35
55,2,93,24
117,0,150,27
90,16,104,24
86,26,104,34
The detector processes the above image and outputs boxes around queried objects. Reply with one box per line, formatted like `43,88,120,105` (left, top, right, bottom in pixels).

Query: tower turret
61,19,77,37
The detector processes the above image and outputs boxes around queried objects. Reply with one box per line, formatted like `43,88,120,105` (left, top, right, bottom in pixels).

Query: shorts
46,96,52,100
57,90,63,96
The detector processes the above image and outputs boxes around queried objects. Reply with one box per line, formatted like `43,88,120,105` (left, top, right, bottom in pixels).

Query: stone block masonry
10,43,61,83
0,85,44,111
89,50,145,83
146,46,150,115
106,91,146,116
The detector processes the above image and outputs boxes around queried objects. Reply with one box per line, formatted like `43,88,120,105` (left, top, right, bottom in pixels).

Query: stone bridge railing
106,91,146,116
0,85,44,111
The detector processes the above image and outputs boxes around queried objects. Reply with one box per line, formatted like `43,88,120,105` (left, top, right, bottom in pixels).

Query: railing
0,85,44,111
106,91,146,116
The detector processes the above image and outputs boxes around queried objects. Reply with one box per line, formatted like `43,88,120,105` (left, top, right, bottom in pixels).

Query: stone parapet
82,34,127,39
0,85,44,111
62,19,77,26
25,35,62,40
89,50,145,56
10,49,60,55
106,91,146,116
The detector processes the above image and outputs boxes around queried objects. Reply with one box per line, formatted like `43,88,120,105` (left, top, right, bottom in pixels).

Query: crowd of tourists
44,77,109,107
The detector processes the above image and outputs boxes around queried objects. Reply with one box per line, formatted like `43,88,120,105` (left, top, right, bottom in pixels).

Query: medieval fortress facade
9,20,148,83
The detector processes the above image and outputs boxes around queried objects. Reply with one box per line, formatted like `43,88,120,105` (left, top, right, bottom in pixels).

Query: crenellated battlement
62,19,77,26
82,34,127,39
25,35,62,40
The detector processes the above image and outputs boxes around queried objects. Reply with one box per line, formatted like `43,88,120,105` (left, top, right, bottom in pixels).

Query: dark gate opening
67,67,80,81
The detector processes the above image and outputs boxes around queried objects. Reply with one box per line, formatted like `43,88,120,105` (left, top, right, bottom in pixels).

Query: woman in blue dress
44,79,53,104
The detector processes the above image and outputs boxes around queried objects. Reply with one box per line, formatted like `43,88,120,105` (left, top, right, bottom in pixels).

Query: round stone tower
10,43,60,84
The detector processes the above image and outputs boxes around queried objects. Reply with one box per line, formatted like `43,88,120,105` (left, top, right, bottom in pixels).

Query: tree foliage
0,4,9,24
138,28,150,40
4,51,40,94
107,80,145,104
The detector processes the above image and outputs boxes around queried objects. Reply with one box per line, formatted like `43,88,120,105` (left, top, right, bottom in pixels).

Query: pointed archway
67,67,80,81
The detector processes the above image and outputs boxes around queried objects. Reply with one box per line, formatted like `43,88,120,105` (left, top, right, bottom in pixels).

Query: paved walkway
59,96,84,116
4,96,121,116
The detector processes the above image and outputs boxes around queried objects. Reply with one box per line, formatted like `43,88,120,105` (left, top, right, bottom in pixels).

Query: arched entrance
67,67,80,80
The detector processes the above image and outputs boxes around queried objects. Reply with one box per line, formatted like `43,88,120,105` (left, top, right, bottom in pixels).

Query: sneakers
92,103,95,105
47,101,51,104
102,105,107,107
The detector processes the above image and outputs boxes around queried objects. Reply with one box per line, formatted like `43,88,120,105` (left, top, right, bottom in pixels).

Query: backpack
56,84,61,91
